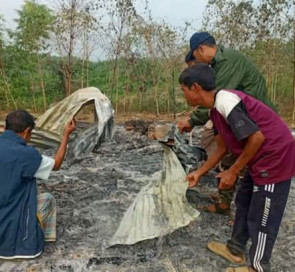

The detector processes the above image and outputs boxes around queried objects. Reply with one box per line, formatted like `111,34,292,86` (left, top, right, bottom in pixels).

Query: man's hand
64,119,76,137
186,170,202,188
217,170,237,190
177,117,193,134
53,119,76,171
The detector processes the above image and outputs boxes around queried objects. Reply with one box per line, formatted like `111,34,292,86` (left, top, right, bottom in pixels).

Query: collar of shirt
1,130,27,146
210,45,227,68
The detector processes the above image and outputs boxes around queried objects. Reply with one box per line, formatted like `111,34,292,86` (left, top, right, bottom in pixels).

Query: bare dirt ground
0,118,295,272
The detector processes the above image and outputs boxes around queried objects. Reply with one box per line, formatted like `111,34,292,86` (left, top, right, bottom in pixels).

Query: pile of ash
124,119,153,135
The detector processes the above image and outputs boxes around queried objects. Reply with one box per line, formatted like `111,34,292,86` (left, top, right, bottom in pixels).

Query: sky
140,0,207,29
0,0,207,32
0,0,207,61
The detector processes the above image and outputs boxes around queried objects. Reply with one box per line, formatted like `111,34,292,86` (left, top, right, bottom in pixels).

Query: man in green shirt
179,32,273,131
178,32,273,214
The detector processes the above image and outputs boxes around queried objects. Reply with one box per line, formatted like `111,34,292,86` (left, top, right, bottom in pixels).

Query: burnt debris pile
0,124,294,272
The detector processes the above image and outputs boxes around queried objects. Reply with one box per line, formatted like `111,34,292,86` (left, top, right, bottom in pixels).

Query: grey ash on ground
0,125,294,272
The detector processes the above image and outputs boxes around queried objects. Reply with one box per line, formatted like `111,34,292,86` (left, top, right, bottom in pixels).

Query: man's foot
201,203,230,215
207,241,246,264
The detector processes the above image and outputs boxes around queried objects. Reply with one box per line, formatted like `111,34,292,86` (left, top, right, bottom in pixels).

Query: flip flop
226,266,252,272
207,242,246,264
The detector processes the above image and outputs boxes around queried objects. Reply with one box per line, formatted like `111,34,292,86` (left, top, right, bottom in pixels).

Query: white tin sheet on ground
110,145,200,246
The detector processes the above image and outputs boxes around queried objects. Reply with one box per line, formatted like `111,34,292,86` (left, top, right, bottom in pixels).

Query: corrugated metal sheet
110,145,200,246
0,87,114,162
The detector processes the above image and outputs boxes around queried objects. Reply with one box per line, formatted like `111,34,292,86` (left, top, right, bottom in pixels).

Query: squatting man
179,63,295,272
0,110,76,259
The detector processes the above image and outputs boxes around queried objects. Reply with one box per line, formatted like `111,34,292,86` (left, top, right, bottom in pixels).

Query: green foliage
204,0,294,119
0,0,294,119
14,1,55,52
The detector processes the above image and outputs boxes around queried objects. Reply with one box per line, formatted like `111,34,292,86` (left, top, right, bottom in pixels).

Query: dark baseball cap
185,32,213,62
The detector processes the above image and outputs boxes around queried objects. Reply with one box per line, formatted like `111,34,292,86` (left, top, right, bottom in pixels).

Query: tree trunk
55,32,68,97
153,83,160,117
37,56,47,110
139,85,143,112
29,74,37,112
165,83,170,114
81,57,84,89
66,0,76,96
81,31,90,89
0,70,17,109
0,45,17,109
111,21,124,104
86,39,89,87
172,70,176,119
115,64,120,114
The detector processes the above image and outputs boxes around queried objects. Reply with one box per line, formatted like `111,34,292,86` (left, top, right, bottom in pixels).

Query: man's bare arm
186,134,227,187
218,130,265,189
53,119,76,171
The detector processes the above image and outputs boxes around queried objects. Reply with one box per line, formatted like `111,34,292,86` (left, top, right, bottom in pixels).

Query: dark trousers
227,172,291,272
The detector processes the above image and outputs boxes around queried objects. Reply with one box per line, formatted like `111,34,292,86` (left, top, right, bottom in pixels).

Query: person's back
0,120,44,258
211,89,295,184
212,46,272,107
0,110,76,259
182,32,273,128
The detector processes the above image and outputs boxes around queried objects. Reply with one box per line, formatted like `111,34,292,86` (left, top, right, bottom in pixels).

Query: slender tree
0,16,17,109
52,0,98,96
13,1,55,110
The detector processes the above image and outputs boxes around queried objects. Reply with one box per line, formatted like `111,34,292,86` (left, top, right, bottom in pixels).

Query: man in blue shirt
0,110,76,259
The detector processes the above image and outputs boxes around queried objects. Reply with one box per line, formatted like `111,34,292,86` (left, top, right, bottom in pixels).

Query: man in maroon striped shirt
179,63,295,272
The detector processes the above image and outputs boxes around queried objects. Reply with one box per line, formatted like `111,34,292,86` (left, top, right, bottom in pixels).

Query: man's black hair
5,110,35,133
179,63,216,91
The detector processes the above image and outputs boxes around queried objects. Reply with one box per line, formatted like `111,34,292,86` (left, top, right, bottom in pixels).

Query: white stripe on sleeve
214,90,241,119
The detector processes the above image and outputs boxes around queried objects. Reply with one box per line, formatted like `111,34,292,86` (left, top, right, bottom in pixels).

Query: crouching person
0,110,76,259
179,64,295,272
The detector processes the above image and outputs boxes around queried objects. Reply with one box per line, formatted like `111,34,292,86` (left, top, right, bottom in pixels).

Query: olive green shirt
189,45,274,126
